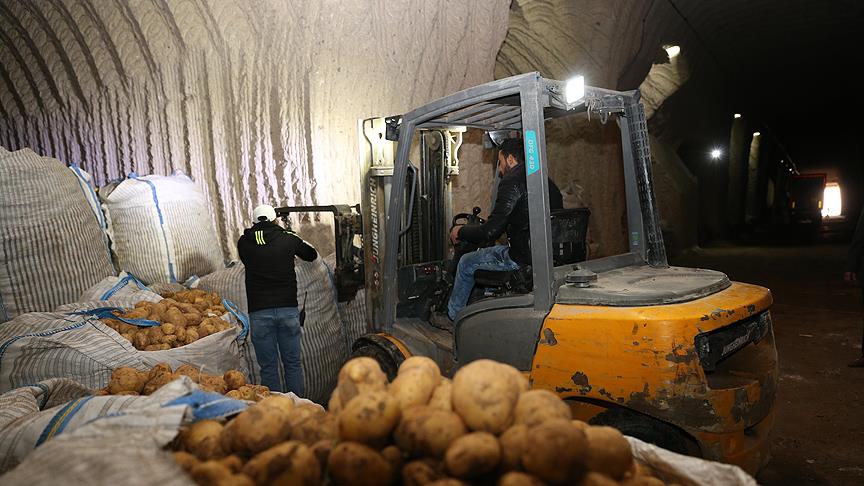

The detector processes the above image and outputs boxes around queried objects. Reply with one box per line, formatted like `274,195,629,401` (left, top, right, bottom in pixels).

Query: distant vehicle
788,172,826,227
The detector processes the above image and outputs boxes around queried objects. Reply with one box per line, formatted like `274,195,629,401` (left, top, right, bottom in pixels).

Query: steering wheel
452,206,485,228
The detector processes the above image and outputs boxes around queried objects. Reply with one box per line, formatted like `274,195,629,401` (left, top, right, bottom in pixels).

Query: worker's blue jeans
249,306,304,396
447,245,520,320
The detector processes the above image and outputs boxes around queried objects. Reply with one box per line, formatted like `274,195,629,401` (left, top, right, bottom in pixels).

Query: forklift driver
432,138,563,329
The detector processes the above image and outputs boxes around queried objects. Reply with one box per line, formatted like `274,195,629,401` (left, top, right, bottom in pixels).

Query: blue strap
129,174,177,283
35,396,94,446
68,307,161,327
99,274,149,300
164,390,248,420
222,299,249,340
70,164,107,229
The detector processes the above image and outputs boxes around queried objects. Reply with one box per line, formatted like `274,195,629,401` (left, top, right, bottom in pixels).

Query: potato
624,461,655,480
224,370,247,391
191,460,232,484
108,367,146,394
160,322,177,336
237,385,257,401
497,471,547,486
513,390,571,427
199,375,228,394
428,381,453,412
382,445,405,475
93,388,109,396
328,442,393,486
499,424,528,472
250,385,270,401
173,450,199,471
182,419,226,460
292,410,337,445
335,357,388,407
175,364,201,383
256,394,295,415
402,460,444,486
339,390,401,445
572,420,589,431
185,328,200,344
622,476,665,486
226,390,243,400
147,327,165,343
398,356,442,381
122,307,149,320
217,474,255,486
221,403,291,455
584,426,633,480
165,307,188,327
521,419,588,484
143,372,177,395
581,472,619,486
310,440,334,476
218,454,244,473
393,406,468,458
132,333,149,349
452,360,523,434
242,441,320,485
328,391,343,414
148,363,173,381
444,432,501,479
161,334,178,346
390,367,438,411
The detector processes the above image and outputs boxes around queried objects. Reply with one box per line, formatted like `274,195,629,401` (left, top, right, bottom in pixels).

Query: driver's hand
844,271,857,283
450,225,463,244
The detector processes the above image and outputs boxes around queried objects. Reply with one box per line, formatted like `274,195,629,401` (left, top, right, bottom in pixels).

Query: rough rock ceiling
640,0,864,170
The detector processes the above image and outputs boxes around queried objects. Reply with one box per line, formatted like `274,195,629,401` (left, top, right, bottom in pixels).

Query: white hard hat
252,204,277,222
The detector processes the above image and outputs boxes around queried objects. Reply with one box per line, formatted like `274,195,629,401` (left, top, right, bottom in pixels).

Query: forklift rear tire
589,407,702,457
350,335,406,380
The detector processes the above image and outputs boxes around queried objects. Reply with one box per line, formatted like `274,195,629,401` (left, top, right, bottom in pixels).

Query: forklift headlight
565,76,585,104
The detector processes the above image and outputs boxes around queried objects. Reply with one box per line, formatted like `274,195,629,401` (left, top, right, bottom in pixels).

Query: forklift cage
380,72,667,330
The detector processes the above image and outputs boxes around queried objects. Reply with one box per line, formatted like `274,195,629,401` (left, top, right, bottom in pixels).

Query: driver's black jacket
457,162,563,265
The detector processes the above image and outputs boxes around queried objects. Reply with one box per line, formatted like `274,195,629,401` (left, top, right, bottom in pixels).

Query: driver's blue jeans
447,245,520,320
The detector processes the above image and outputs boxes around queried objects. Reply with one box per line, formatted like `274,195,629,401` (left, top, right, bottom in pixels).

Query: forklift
284,72,777,474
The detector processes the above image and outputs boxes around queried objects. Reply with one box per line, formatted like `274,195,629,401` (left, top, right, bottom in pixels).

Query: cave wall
0,0,510,257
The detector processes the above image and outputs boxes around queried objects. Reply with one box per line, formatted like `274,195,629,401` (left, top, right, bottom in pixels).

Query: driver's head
497,138,524,177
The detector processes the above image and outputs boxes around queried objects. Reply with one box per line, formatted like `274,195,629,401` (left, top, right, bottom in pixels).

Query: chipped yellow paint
530,281,777,474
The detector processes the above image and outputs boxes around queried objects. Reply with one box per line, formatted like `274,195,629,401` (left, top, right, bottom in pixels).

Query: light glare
753,131,761,137
734,113,742,118
665,45,681,58
823,183,841,217
565,75,585,104
711,149,722,159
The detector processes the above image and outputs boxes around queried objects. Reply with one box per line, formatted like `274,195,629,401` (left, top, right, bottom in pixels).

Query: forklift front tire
350,334,407,380
589,407,702,457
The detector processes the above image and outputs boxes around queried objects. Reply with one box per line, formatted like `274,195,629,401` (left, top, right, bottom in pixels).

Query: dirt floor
671,236,864,485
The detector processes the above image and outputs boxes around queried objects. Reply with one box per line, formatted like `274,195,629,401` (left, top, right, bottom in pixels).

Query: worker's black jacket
457,162,563,265
237,221,317,313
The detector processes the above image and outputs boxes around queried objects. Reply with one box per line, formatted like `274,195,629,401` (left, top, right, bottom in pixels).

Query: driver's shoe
429,312,454,332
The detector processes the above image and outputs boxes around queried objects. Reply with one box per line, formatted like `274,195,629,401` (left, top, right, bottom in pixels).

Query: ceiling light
753,131,761,137
565,75,585,104
734,113,741,119
664,45,681,58
711,149,722,159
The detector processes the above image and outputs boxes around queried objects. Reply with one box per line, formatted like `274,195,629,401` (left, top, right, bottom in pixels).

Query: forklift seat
471,207,590,292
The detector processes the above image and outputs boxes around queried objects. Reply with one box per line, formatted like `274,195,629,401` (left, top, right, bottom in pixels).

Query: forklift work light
565,76,585,104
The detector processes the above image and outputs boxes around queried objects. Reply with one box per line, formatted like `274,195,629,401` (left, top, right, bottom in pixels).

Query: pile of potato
171,357,675,486
93,363,269,400
100,290,232,351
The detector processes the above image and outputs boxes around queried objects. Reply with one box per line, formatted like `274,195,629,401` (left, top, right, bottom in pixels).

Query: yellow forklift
282,72,778,474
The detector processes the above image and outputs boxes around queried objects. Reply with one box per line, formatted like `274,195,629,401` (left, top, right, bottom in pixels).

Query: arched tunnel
0,1,861,485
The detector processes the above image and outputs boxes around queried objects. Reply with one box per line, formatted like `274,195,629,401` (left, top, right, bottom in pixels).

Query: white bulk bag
0,148,116,322
100,171,224,284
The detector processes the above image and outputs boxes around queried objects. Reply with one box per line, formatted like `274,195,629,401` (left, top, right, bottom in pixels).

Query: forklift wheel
588,407,702,457
350,335,406,380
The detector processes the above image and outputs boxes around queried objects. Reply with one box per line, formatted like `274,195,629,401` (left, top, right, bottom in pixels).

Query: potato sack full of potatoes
93,363,270,401
169,356,687,486
99,290,234,351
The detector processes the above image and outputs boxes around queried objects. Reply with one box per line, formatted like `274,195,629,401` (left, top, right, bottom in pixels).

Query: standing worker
238,204,317,393
844,205,864,367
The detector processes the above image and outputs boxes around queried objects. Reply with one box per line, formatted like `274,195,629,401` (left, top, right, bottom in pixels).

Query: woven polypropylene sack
322,253,368,349
0,148,116,323
197,258,347,404
0,296,254,394
100,171,224,285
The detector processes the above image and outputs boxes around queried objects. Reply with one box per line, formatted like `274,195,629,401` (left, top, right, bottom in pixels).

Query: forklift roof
405,72,634,132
